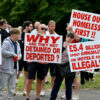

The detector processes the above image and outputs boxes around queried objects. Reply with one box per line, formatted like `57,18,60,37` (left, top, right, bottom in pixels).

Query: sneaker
40,91,45,97
20,73,23,77
72,94,79,100
61,94,65,99
45,81,50,85
35,98,40,100
23,91,26,96
26,98,29,100
16,79,18,84
91,80,95,83
13,91,16,96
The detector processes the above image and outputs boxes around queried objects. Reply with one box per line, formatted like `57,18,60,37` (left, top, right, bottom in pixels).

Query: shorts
43,63,56,77
49,63,56,76
28,62,48,80
19,60,28,72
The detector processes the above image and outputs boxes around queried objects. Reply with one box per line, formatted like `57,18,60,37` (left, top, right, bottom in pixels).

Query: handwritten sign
70,9,100,40
24,34,62,63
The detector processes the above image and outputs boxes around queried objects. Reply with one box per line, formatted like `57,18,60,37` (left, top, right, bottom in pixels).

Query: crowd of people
0,18,95,100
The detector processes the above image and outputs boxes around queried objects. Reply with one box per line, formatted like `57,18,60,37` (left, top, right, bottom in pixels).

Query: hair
38,24,47,30
10,28,20,35
66,32,74,39
23,21,32,29
34,21,40,27
48,20,56,26
0,19,7,26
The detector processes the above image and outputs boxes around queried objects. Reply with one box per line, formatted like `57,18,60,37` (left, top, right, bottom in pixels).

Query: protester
15,21,33,96
26,24,48,100
31,21,41,35
5,24,12,33
50,32,75,100
0,28,21,100
60,24,80,100
0,19,10,43
40,20,58,96
18,26,22,33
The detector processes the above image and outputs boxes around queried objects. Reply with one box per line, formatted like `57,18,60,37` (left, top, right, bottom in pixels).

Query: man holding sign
26,24,49,100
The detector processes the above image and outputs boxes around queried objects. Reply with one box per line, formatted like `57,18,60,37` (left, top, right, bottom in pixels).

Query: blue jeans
50,75,73,100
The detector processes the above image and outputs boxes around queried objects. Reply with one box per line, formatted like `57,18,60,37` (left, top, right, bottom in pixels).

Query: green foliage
0,0,100,28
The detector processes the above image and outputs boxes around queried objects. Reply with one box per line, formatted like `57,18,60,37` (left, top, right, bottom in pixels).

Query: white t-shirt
46,31,58,36
31,29,38,35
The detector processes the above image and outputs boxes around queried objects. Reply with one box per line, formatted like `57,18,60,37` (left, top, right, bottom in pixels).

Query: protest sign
24,34,62,63
70,9,100,40
67,41,100,72
0,35,2,65
86,69,94,73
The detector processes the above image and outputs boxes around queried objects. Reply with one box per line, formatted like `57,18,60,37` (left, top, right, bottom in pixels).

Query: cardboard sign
70,9,100,40
24,34,62,63
67,41,100,72
0,35,2,65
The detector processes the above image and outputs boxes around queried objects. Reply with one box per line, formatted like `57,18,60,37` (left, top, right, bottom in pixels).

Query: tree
0,0,99,35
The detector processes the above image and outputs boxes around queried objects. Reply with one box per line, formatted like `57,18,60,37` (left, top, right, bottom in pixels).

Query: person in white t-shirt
40,20,58,96
31,21,41,35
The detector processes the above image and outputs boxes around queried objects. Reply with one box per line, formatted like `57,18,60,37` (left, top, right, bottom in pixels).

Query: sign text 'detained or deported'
24,34,62,63
70,9,100,40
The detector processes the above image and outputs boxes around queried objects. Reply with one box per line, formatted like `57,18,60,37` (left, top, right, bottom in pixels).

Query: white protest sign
24,34,62,63
0,34,2,65
70,9,100,40
86,69,94,73
67,41,100,72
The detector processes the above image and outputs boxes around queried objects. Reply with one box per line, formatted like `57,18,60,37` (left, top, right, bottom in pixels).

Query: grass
80,73,100,89
16,72,100,91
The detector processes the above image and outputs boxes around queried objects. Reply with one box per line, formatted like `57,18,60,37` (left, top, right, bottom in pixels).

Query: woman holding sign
50,32,75,100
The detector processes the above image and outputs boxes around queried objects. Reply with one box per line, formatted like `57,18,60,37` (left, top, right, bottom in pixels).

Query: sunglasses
41,28,47,31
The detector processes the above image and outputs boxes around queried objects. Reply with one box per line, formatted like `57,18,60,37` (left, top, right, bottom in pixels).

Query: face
48,23,55,33
35,23,41,30
3,22,8,29
39,25,47,35
28,24,33,32
65,36,73,43
13,34,21,41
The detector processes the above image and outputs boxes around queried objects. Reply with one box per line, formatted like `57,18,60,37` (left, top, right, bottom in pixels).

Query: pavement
9,89,100,100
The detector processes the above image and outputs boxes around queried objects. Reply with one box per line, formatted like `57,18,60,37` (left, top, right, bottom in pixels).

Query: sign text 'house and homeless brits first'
70,9,100,40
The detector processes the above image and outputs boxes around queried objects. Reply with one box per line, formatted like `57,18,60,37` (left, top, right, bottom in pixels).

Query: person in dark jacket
0,19,10,43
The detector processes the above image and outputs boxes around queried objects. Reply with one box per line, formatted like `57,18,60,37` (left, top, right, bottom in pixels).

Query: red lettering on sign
39,36,50,43
72,11,91,21
27,35,39,42
51,36,60,43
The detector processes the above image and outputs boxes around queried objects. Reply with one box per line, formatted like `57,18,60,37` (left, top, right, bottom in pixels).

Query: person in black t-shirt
15,21,33,96
0,19,10,43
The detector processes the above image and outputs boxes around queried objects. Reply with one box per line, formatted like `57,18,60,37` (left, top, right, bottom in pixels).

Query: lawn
16,72,100,91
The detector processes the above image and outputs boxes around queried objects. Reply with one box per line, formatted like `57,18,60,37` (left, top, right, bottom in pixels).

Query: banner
0,35,2,65
67,41,100,72
70,9,100,40
24,34,62,63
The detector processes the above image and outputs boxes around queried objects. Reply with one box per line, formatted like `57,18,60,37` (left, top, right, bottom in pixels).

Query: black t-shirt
0,28,10,43
18,32,25,59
